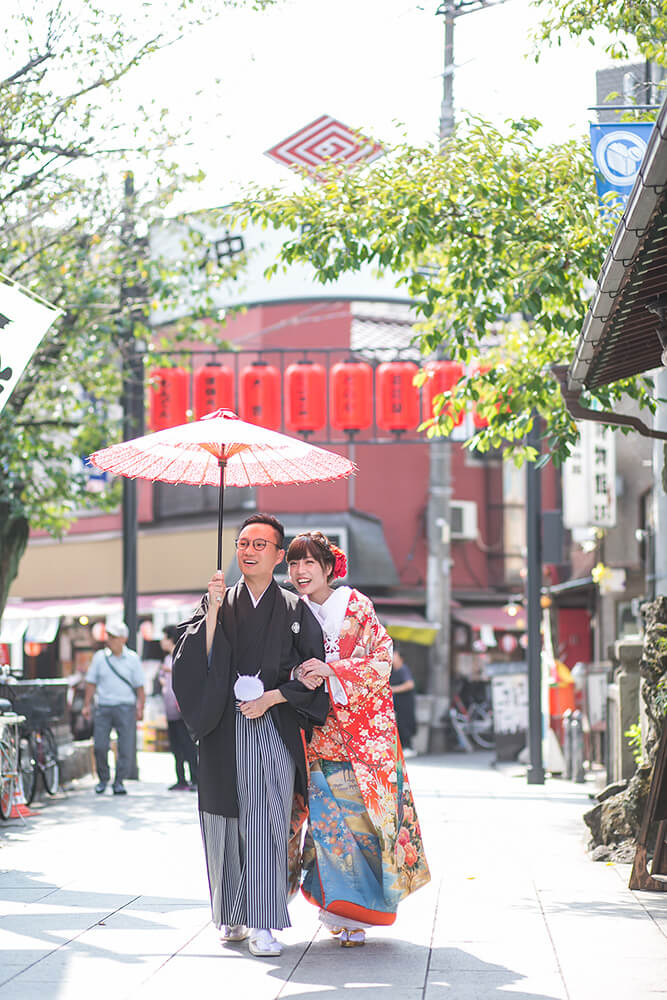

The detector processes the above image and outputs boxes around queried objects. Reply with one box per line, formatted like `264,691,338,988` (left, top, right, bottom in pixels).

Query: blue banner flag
589,122,655,208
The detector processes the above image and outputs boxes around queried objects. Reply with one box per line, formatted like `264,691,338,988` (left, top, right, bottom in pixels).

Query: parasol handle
217,457,226,572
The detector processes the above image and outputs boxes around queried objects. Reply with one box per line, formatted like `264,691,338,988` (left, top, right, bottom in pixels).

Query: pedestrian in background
82,621,145,796
391,643,417,757
160,625,198,791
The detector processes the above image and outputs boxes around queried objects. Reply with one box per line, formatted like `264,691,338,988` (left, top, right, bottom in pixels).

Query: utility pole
427,1,507,749
526,416,545,783
119,172,145,651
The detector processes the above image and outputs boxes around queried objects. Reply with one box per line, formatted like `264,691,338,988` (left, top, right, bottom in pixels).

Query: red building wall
35,299,563,606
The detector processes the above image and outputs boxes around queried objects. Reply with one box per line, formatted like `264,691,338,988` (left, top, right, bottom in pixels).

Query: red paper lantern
500,633,518,653
91,622,107,643
139,620,154,641
24,642,42,658
329,361,373,432
423,360,464,426
239,361,281,429
149,367,188,431
194,363,234,419
376,361,419,432
0,644,9,666
284,362,327,433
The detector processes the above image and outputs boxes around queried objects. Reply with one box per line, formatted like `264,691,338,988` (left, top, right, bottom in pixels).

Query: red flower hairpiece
329,543,347,580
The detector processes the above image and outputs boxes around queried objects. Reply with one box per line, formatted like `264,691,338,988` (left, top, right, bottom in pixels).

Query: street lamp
435,0,509,142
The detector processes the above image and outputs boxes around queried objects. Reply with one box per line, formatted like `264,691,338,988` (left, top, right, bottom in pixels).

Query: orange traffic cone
10,772,37,818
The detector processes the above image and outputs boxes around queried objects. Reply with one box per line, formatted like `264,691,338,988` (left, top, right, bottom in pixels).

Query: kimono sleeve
172,599,233,741
328,598,393,713
278,599,329,728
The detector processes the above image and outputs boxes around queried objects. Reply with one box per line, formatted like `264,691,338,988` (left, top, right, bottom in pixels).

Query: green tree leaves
236,115,651,466
0,0,277,612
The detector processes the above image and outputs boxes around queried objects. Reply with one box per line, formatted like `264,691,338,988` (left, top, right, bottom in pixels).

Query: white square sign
0,276,61,415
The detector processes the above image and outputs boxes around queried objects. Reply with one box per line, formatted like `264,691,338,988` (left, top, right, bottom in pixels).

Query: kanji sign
563,421,617,529
265,115,383,177
0,275,61,415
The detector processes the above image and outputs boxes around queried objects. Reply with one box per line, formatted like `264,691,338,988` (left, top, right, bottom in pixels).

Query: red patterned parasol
89,409,356,569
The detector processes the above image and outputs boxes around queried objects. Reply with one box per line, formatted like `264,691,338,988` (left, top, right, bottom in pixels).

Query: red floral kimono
302,589,430,926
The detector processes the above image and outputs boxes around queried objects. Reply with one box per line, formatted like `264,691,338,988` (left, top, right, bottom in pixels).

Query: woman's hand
239,689,285,719
297,658,334,688
207,570,226,611
295,668,322,690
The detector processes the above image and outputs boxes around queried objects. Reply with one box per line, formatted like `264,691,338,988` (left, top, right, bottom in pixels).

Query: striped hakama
200,705,296,930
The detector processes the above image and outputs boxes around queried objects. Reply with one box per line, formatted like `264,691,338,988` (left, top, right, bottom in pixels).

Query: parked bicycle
445,689,495,751
16,700,60,803
0,697,25,820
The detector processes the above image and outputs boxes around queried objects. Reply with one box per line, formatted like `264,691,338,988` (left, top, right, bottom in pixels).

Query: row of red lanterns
149,360,490,435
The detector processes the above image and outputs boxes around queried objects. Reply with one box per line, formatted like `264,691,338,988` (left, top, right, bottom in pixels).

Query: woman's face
288,553,330,600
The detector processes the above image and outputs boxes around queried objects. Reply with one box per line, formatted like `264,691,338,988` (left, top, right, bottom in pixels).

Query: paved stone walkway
1,751,665,999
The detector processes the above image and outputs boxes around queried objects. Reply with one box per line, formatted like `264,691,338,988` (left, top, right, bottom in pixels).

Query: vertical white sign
589,423,616,527
0,276,61,415
563,421,616,529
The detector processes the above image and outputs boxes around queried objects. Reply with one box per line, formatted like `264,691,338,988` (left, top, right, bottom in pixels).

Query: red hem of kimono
301,887,397,926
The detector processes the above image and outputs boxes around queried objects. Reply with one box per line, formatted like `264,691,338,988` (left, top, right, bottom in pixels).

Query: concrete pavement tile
428,943,559,976
293,939,428,988
137,953,298,1000
564,964,667,1000
0,911,114,945
425,970,567,999
282,988,422,1000
545,918,667,958
0,888,61,905
431,916,549,946
634,897,667,936
32,890,140,910
0,985,89,1000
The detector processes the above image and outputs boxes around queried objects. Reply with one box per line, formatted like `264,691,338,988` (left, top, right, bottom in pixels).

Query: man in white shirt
82,621,145,796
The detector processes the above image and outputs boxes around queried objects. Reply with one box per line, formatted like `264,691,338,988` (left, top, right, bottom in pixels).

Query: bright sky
127,0,623,210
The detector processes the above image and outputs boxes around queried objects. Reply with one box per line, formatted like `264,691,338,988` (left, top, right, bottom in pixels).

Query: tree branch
0,137,94,159
0,50,53,88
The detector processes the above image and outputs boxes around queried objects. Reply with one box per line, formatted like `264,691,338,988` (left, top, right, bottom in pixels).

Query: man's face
236,523,285,583
107,635,125,656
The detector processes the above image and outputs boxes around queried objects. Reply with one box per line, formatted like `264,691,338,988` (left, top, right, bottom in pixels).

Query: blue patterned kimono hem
302,760,397,923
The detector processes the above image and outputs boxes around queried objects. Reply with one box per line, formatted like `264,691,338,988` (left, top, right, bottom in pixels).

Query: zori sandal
340,929,366,948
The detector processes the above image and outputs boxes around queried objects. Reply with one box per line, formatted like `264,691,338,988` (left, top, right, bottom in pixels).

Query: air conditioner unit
450,501,478,541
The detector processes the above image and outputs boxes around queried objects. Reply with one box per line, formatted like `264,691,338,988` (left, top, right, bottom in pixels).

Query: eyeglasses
235,537,281,552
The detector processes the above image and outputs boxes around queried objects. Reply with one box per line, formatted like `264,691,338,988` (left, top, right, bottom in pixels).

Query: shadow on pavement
263,939,565,999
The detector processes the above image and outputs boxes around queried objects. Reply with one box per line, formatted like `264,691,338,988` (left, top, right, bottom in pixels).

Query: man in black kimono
173,513,327,958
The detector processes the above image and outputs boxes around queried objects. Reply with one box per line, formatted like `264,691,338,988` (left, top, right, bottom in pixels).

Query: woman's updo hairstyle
286,531,347,584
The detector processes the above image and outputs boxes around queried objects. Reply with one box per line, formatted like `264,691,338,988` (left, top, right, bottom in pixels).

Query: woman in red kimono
286,531,430,948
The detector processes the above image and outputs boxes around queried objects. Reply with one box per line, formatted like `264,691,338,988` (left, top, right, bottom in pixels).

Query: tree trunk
584,597,667,859
0,503,29,621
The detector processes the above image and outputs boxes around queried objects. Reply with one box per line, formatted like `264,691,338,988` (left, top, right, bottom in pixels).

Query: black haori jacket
172,579,328,816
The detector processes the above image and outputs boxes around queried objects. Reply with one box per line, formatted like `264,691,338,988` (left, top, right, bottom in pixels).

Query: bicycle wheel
19,737,37,805
0,737,16,820
468,703,495,749
39,728,59,795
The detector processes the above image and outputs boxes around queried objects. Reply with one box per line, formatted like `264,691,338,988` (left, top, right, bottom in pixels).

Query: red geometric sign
265,114,384,178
